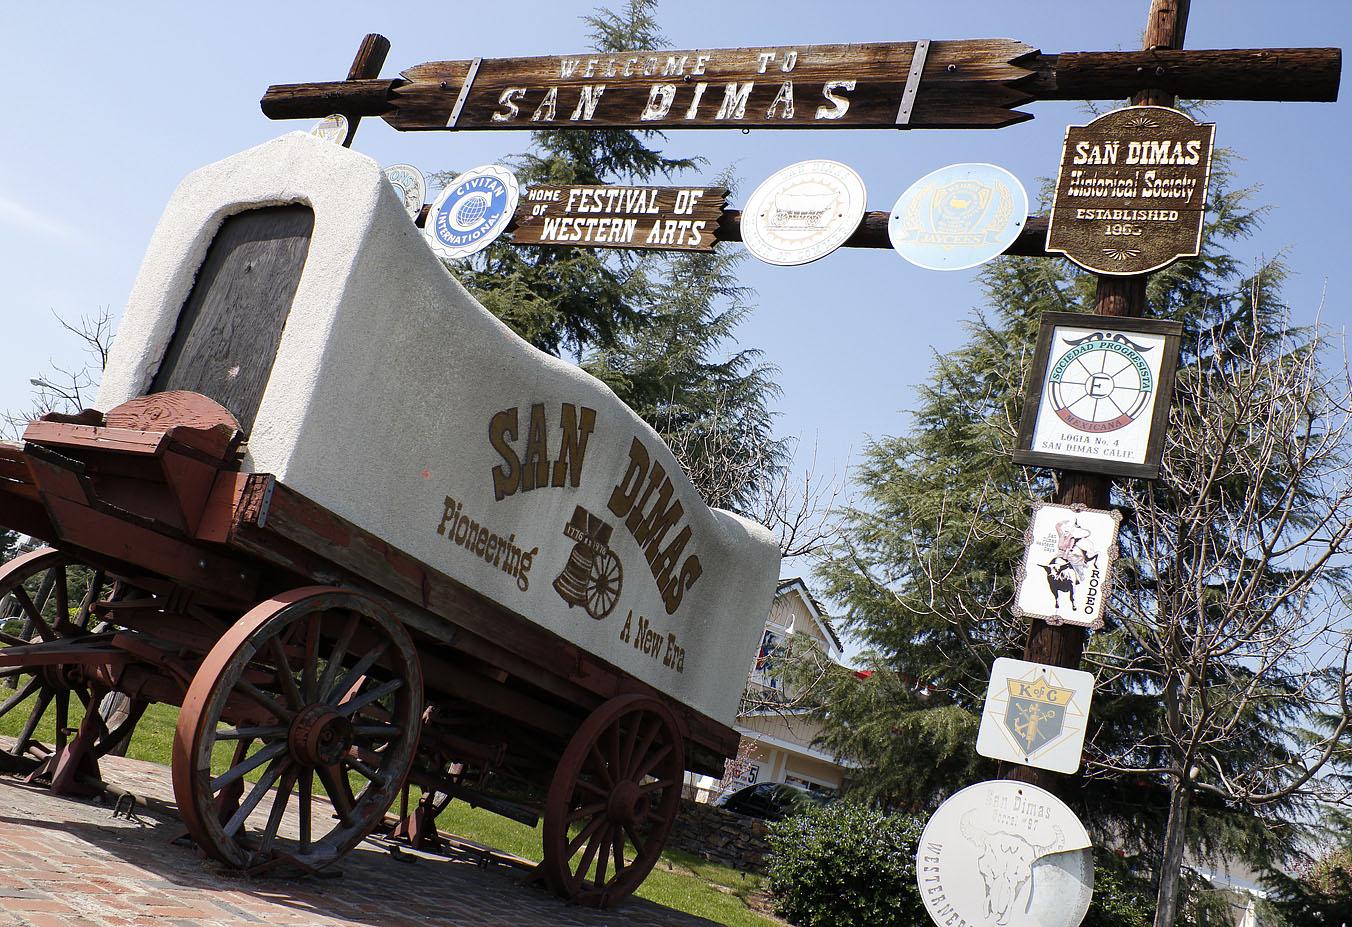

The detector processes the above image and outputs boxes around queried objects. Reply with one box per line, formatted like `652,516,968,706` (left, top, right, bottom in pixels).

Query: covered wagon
0,134,779,906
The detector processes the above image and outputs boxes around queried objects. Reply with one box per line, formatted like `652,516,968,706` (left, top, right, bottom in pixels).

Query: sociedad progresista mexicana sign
1046,105,1215,275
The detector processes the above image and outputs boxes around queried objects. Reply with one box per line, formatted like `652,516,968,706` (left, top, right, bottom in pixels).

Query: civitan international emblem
424,164,520,260
916,780,1094,927
741,160,866,266
1014,312,1183,479
976,658,1094,774
888,163,1028,271
1013,502,1121,630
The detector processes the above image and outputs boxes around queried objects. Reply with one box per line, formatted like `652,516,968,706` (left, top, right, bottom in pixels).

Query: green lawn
0,692,781,927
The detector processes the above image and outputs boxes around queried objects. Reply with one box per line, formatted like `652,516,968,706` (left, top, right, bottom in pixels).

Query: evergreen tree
452,1,698,357
786,156,1352,922
446,1,786,509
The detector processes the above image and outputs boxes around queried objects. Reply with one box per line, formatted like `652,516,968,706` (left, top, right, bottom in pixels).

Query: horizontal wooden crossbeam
260,43,1340,131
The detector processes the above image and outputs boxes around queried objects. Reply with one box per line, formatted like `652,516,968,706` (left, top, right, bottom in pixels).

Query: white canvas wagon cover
97,133,780,725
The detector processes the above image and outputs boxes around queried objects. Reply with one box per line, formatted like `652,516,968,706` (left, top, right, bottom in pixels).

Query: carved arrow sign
261,40,1340,132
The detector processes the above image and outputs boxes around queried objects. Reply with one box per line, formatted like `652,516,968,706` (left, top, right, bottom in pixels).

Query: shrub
765,801,927,927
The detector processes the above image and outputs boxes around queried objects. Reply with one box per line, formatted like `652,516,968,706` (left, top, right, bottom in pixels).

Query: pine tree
787,155,1352,920
452,1,699,357
446,1,786,510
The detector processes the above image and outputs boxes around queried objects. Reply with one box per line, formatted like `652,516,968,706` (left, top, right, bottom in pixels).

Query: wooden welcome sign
261,40,1341,134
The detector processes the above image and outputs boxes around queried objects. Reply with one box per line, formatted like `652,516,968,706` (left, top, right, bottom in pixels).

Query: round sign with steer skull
916,780,1093,927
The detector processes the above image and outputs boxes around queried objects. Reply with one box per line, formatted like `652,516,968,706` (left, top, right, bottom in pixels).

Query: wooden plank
513,185,727,251
1034,47,1341,103
342,34,391,146
259,44,1341,129
150,206,315,435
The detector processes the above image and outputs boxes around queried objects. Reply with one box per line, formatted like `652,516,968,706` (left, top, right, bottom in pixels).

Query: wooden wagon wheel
0,548,142,768
541,694,685,907
172,586,423,871
584,550,622,620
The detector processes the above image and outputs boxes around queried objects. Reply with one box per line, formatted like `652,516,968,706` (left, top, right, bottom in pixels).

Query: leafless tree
2,308,112,438
1086,311,1352,927
665,422,846,560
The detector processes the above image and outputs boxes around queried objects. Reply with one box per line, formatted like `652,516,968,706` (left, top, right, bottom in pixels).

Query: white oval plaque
741,160,866,266
384,164,427,219
309,114,350,145
889,163,1028,271
916,780,1094,927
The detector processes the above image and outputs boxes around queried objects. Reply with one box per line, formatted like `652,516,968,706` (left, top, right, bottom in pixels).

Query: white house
688,577,854,801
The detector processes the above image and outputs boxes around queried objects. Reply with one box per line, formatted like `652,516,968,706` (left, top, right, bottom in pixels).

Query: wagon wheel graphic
585,551,623,620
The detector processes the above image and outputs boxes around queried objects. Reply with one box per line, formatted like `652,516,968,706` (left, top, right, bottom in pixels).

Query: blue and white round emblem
424,165,519,260
889,163,1028,271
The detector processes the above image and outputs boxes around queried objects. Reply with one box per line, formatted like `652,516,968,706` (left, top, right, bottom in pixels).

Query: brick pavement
0,751,723,927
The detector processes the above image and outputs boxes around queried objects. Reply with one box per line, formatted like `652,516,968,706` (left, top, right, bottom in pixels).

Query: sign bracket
446,57,482,128
896,39,930,126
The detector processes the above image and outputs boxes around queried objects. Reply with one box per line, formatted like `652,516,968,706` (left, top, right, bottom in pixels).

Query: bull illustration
1040,559,1077,611
960,811,1064,924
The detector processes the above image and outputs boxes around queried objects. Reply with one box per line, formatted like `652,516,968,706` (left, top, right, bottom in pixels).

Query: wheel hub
288,704,353,766
607,779,648,827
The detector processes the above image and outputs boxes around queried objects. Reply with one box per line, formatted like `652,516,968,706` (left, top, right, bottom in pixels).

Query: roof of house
775,577,844,653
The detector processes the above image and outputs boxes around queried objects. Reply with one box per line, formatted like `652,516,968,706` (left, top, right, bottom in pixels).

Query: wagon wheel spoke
73,570,105,630
626,718,661,780
0,677,41,720
298,769,313,852
10,687,53,756
255,765,300,861
316,613,360,699
174,589,421,872
223,757,289,838
52,566,69,631
12,588,54,643
567,800,607,824
634,743,674,782
316,762,356,823
301,613,321,703
267,637,303,711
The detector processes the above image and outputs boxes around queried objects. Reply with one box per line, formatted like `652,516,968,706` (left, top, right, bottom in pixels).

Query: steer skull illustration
960,811,1064,925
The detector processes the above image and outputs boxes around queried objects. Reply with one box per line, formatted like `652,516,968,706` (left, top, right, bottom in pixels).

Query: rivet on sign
198,560,207,569
440,81,451,90
946,64,957,72
742,128,750,135
683,74,694,83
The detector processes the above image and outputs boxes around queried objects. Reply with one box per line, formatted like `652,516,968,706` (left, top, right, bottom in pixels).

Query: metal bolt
198,560,206,570
947,64,957,72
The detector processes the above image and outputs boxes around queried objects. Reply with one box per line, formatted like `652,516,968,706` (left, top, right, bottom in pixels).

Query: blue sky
2,2,1348,635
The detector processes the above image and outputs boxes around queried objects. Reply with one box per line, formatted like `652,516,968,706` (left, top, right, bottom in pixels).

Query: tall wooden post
1009,0,1188,789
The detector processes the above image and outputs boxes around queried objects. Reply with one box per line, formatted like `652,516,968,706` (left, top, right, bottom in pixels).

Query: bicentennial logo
1047,331,1154,434
424,165,520,260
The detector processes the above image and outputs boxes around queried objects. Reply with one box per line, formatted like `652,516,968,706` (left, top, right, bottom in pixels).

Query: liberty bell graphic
553,505,624,620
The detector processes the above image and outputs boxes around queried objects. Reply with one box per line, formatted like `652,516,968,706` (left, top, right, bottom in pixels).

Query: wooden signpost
512,185,727,251
261,41,1340,133
1046,106,1215,274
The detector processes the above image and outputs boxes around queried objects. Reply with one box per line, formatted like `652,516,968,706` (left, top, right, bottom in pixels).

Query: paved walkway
0,751,720,927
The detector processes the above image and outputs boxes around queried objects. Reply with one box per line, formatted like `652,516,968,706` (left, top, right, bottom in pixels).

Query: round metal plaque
917,780,1094,927
741,160,866,266
889,163,1028,271
309,114,349,145
424,165,519,260
383,164,427,219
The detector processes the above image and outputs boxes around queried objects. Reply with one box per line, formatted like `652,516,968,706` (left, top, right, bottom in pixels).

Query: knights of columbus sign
976,658,1095,775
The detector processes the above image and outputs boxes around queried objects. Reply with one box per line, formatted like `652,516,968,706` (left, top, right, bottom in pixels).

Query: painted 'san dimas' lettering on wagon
607,437,703,614
489,403,597,501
